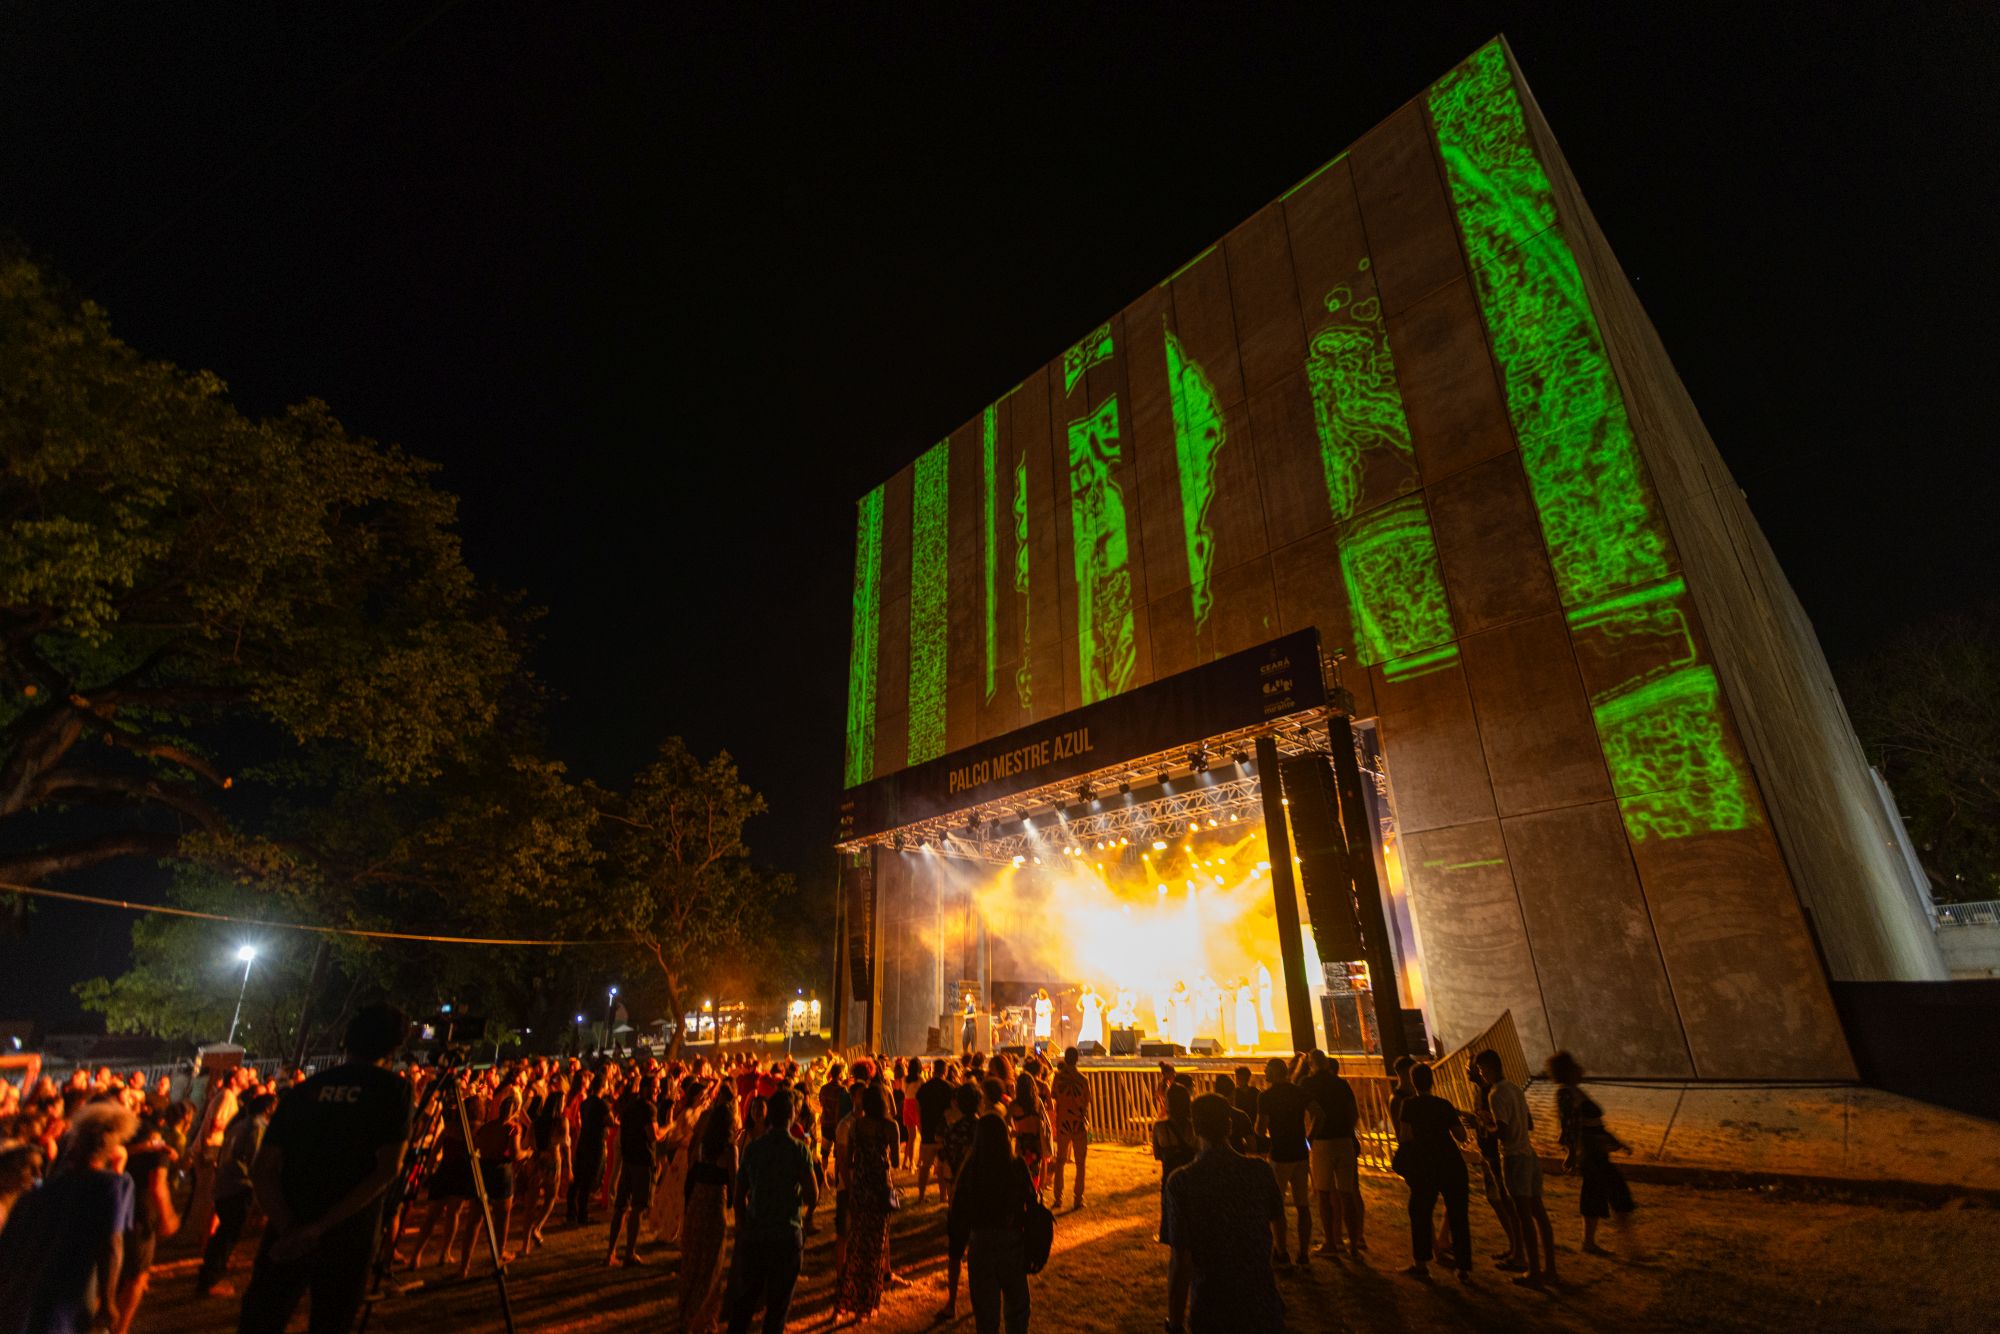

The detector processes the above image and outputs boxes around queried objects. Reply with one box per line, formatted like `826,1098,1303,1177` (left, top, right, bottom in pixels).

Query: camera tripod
356,1059,517,1334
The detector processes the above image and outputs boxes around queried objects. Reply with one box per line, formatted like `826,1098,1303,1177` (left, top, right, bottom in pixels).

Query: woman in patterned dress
679,1087,737,1334
835,1084,899,1320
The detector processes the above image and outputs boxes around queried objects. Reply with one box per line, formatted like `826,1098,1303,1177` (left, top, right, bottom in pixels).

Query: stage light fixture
1119,778,1132,795
891,833,904,852
1190,746,1210,773
1231,749,1250,766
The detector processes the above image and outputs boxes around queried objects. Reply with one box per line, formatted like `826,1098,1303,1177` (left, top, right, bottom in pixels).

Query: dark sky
2,3,1995,1026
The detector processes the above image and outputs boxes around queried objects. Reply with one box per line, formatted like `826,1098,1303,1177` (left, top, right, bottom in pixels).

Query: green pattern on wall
1306,262,1416,522
1571,578,1754,840
1062,323,1114,396
1433,41,1751,841
1163,324,1226,632
1340,494,1454,667
908,441,949,765
1013,453,1031,710
1067,395,1136,704
981,404,1000,704
1430,41,1670,608
843,485,884,787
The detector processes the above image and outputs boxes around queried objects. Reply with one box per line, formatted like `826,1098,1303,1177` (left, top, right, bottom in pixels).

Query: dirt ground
139,1143,1999,1333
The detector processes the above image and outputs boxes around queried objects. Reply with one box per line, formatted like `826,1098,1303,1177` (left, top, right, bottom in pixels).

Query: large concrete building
833,37,1941,1080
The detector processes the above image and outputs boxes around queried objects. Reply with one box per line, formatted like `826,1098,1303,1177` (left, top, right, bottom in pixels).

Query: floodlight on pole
226,945,257,1046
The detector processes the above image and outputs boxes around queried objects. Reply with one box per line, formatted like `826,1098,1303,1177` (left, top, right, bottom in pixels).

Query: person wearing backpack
944,1115,1039,1334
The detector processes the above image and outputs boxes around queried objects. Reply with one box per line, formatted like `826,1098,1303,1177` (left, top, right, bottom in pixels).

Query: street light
605,984,619,1054
226,946,257,1046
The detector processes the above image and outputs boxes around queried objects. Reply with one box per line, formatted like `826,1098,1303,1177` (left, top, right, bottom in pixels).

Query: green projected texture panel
908,441,949,765
1432,42,1750,840
844,485,884,787
1012,453,1031,710
1340,494,1454,668
1067,394,1136,705
1430,42,1670,608
1571,578,1755,840
1306,260,1415,523
982,404,1000,703
1163,325,1227,632
1063,322,1113,396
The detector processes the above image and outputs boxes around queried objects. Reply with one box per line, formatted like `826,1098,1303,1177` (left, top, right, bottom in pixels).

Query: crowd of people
0,1010,1634,1334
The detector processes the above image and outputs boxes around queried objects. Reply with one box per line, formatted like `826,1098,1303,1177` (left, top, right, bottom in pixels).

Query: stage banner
841,851,874,998
839,628,1326,841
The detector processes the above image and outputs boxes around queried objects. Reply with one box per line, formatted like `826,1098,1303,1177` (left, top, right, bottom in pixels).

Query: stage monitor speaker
1139,1040,1184,1059
1189,1038,1222,1055
1075,1040,1104,1057
1109,1028,1141,1056
999,1044,1028,1058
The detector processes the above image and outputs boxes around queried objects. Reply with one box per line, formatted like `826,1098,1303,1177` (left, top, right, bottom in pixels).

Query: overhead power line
0,880,614,948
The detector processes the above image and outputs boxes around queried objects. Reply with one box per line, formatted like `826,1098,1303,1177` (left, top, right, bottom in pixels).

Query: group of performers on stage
957,963,1281,1057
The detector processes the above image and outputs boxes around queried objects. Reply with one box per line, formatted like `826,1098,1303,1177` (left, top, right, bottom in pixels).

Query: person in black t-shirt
1299,1050,1364,1257
913,1061,953,1204
569,1072,611,1226
607,1074,667,1266
1210,1075,1257,1154
238,1003,413,1334
1255,1058,1312,1266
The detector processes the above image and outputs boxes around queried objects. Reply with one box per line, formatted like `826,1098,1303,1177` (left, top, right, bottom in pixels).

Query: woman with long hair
680,1085,737,1334
943,1114,1036,1332
834,1083,899,1321
522,1073,569,1254
1007,1074,1049,1197
464,1088,529,1277
1150,1083,1197,1247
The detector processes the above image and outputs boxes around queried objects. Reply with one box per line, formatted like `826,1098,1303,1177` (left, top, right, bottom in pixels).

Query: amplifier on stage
1139,1040,1184,1059
1189,1038,1222,1055
1109,1027,1141,1057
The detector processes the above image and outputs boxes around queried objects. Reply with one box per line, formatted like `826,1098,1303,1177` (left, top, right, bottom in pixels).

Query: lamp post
606,985,619,1054
226,945,256,1046
573,1012,585,1055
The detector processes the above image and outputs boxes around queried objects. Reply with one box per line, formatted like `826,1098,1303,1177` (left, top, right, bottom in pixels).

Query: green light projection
843,485,884,788
1306,260,1416,523
1429,41,1669,607
982,403,1000,704
1570,578,1754,840
1163,324,1226,632
1432,42,1752,840
1339,493,1454,668
908,441,949,765
1067,394,1136,704
1012,453,1031,710
1062,323,1114,396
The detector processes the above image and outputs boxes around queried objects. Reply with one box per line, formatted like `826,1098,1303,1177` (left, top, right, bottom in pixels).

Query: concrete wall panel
1401,819,1552,1057
1389,276,1516,485
1223,202,1308,398
1460,612,1612,816
1349,101,1464,316
1373,657,1494,834
1503,803,1693,1076
1429,450,1560,636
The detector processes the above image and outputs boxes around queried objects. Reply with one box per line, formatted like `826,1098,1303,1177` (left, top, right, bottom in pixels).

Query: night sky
1,3,1994,1027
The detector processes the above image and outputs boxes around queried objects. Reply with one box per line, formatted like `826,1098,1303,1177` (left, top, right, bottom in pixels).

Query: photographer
238,1003,414,1334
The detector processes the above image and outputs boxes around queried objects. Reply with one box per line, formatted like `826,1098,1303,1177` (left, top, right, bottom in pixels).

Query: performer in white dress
1233,980,1260,1051
1257,964,1276,1031
1169,981,1197,1052
1033,987,1054,1053
1077,984,1105,1048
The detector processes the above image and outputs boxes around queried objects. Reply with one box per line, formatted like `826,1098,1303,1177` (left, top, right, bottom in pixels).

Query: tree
599,739,793,1058
1841,606,2000,903
0,254,516,897
76,749,606,1054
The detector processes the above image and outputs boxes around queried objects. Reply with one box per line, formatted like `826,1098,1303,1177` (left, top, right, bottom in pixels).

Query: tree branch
33,771,225,832
0,830,184,885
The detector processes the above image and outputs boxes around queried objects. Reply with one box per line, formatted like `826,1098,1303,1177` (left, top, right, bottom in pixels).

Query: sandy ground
138,1143,2000,1333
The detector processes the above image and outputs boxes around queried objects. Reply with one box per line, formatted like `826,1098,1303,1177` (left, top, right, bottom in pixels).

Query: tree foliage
0,254,516,890
598,739,792,1058
1841,606,2000,903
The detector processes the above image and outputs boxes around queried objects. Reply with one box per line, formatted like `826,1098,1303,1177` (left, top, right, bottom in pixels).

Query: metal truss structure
852,706,1338,863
